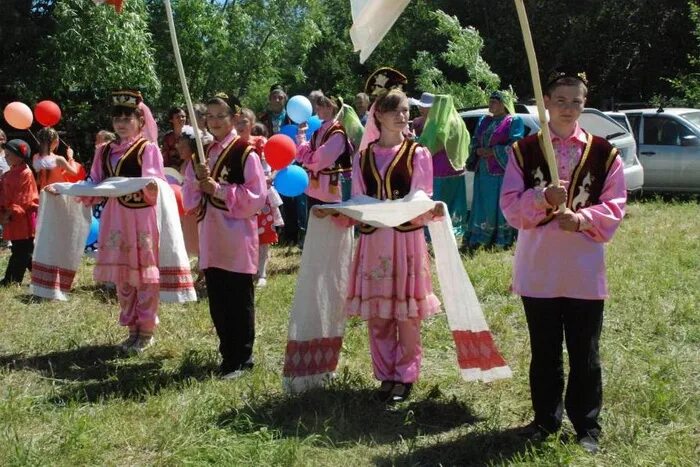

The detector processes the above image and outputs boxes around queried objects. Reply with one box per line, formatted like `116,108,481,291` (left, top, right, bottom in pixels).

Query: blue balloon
274,165,309,197
85,216,100,247
287,95,313,124
279,123,299,140
305,115,323,140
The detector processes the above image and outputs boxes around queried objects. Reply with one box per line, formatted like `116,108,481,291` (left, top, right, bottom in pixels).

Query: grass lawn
1,197,698,466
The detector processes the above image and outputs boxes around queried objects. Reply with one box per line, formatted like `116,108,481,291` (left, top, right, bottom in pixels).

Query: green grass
1,197,698,466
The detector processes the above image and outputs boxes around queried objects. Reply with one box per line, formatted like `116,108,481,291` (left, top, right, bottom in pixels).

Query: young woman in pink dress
86,90,165,352
316,89,443,403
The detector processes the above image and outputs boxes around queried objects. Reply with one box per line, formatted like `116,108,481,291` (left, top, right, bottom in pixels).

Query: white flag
349,0,411,63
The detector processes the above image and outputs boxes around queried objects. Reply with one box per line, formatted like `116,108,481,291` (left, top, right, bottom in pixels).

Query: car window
627,114,641,142
644,116,692,146
680,111,700,129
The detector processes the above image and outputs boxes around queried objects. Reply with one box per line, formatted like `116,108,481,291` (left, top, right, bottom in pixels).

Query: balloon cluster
261,94,324,197
3,99,62,130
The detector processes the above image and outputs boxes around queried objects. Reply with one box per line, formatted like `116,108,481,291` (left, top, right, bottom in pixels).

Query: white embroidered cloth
283,191,512,393
31,177,196,302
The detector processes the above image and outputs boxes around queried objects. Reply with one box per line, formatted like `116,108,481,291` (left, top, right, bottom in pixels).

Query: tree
666,1,700,106
38,0,160,152
411,10,500,109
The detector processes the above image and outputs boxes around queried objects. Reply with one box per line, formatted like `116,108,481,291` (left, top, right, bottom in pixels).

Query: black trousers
279,195,299,245
204,268,255,372
2,238,34,285
522,296,604,439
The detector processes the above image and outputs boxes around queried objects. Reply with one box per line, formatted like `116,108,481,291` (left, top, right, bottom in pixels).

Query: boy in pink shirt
500,68,626,454
183,94,267,379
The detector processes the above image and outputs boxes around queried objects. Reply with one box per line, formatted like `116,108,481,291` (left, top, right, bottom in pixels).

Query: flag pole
163,0,206,165
513,0,560,190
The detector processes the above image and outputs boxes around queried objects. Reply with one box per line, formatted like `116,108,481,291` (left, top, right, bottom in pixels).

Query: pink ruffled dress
89,137,166,287
344,144,441,321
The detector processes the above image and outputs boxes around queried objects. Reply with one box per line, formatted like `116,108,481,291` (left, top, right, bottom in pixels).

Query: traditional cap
3,139,31,162
112,89,143,109
214,92,242,115
546,66,589,88
364,67,408,97
269,83,286,95
409,92,435,108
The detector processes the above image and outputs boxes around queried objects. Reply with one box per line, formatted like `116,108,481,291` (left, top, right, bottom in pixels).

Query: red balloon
264,134,297,170
34,100,62,127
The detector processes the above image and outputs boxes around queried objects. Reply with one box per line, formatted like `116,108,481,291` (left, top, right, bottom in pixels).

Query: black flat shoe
374,381,394,402
515,422,557,441
389,382,412,403
578,435,599,454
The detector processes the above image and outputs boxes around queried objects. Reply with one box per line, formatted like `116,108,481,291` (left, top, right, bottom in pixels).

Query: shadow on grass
218,380,480,445
71,283,118,304
0,345,216,403
372,427,537,466
266,263,300,276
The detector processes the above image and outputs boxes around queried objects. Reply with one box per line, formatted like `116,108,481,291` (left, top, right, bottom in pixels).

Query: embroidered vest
307,121,353,195
359,139,422,235
101,138,150,209
512,131,618,226
197,136,254,222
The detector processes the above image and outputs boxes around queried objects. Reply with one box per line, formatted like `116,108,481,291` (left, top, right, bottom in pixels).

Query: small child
236,109,284,288
33,127,80,191
0,139,39,286
500,68,627,454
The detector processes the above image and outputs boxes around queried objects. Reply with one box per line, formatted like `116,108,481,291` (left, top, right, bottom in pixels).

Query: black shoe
388,382,412,404
374,381,394,402
516,422,556,442
578,435,599,454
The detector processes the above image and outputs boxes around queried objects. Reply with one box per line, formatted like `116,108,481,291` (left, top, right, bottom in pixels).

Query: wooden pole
513,0,561,191
163,0,206,165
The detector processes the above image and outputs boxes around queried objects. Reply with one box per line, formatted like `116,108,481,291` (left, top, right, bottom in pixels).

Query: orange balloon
3,102,33,130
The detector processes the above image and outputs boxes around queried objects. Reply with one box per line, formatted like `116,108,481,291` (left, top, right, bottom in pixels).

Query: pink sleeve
182,160,202,212
89,146,105,183
409,146,434,196
296,132,346,173
140,143,166,181
80,146,107,206
213,151,268,219
500,149,552,230
577,155,626,243
140,143,166,205
351,152,366,197
408,146,437,226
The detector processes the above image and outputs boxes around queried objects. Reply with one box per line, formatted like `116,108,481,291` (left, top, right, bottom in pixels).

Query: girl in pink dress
87,90,165,352
316,89,443,403
295,96,352,210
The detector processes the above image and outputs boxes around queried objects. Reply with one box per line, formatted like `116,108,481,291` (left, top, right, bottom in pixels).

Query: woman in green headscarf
414,93,470,238
464,90,524,250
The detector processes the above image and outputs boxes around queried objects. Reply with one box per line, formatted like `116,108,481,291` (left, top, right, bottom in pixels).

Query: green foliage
666,1,700,106
412,10,500,109
36,0,160,154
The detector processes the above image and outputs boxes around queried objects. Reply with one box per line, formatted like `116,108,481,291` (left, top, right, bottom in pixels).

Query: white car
621,108,700,193
459,108,644,206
